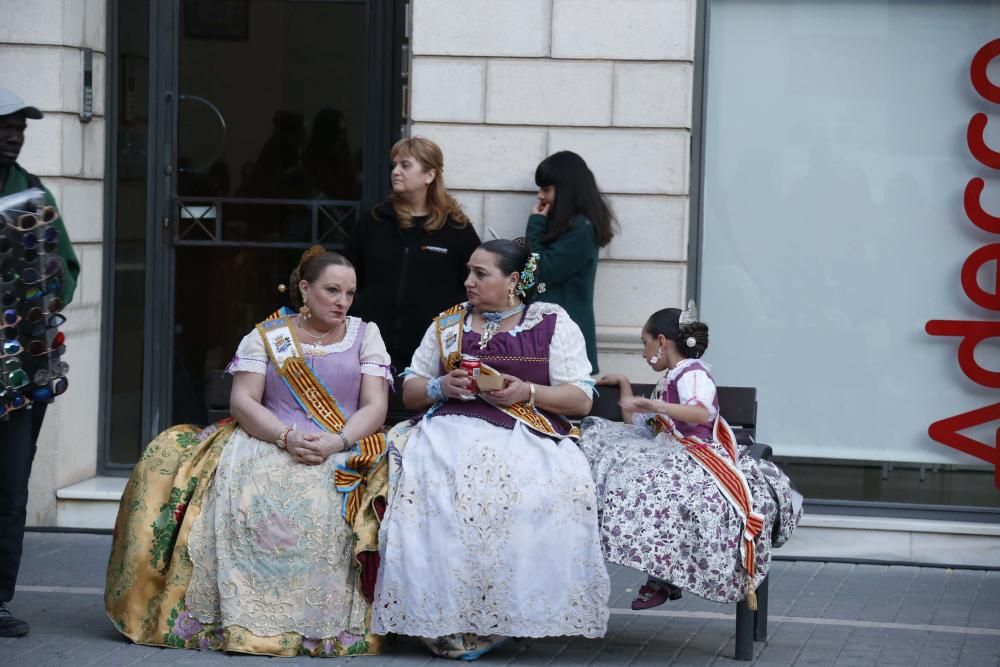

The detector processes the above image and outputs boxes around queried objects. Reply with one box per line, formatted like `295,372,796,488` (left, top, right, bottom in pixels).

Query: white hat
0,88,43,119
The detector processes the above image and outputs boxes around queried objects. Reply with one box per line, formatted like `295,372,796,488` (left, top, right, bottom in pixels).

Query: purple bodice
262,320,367,434
662,361,718,441
432,311,573,437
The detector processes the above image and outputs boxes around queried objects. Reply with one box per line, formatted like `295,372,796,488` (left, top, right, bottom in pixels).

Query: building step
55,476,127,530
54,477,1000,567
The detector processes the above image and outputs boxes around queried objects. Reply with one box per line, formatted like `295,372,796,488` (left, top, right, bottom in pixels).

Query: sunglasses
0,234,12,255
1,290,16,308
2,339,23,357
2,309,20,327
22,313,66,339
33,361,69,386
3,358,29,389
22,227,58,250
2,206,58,231
29,333,66,357
0,388,28,413
29,376,67,403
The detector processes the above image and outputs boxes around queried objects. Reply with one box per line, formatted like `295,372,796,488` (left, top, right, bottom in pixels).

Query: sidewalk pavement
1,532,998,666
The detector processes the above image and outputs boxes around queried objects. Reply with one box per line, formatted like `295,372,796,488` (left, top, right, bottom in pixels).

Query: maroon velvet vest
430,310,574,438
663,361,719,441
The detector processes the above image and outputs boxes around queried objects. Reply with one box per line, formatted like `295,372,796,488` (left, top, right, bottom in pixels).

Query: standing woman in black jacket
346,136,480,372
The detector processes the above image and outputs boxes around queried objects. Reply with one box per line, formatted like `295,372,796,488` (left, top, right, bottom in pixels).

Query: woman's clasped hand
284,429,348,465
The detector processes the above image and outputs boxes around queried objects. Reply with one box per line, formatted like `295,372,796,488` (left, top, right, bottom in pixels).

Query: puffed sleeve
360,321,393,385
548,308,595,398
225,329,268,375
402,321,441,382
675,368,719,422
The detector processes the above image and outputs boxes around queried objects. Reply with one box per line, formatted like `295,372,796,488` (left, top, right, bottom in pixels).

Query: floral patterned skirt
579,417,776,603
104,420,386,657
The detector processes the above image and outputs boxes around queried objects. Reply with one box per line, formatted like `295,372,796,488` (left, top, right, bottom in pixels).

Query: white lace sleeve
402,322,441,382
226,329,268,375
548,307,594,398
676,369,719,421
360,321,393,384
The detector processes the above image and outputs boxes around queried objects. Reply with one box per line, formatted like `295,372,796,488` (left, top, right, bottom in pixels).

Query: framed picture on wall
183,0,249,40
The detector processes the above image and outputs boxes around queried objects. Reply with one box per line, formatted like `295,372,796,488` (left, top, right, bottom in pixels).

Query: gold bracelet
528,383,536,408
276,426,293,449
336,430,350,452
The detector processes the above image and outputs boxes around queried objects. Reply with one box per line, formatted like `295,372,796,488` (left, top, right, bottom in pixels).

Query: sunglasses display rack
0,187,69,419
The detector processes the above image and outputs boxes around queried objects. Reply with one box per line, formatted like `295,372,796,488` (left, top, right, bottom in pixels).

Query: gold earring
508,288,515,306
299,294,311,320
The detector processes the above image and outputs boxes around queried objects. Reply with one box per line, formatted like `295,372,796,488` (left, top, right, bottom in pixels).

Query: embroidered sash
651,414,766,608
256,314,387,524
433,304,580,440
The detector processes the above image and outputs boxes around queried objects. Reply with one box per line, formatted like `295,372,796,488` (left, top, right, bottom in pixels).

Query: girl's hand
485,374,529,407
531,200,550,217
597,373,629,387
285,430,325,465
441,368,474,399
619,396,654,414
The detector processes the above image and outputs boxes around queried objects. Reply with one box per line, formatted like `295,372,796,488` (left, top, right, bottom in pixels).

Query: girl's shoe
631,579,683,610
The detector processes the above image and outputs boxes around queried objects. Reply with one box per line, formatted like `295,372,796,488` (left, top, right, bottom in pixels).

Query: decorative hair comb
678,299,698,325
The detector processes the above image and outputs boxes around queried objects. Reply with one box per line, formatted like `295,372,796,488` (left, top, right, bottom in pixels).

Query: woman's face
464,249,518,310
390,150,435,196
537,185,556,209
299,264,356,329
642,331,671,373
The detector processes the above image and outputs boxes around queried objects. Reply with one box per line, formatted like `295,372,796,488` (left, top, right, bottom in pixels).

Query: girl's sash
652,414,766,608
256,313,387,523
434,304,580,440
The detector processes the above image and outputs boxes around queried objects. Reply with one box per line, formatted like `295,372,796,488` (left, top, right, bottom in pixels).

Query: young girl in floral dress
580,303,800,610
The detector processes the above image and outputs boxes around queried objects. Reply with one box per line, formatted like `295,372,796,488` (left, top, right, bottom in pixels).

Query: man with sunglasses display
0,87,80,637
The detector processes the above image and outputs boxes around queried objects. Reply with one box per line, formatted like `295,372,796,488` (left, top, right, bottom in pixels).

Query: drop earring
508,288,515,306
299,293,311,320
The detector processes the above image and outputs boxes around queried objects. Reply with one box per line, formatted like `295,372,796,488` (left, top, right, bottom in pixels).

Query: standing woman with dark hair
527,151,614,372
347,136,480,372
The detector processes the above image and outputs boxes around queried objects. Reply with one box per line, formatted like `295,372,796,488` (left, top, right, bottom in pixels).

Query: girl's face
465,249,519,310
390,150,435,195
537,185,556,209
642,331,671,373
299,265,356,330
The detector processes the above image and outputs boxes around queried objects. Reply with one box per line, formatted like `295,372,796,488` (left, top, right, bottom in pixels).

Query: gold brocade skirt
104,419,387,657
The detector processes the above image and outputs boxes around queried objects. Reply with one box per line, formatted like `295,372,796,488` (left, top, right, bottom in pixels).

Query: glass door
102,0,405,467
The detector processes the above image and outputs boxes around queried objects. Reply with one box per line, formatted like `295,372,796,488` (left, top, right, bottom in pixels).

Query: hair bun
299,244,326,269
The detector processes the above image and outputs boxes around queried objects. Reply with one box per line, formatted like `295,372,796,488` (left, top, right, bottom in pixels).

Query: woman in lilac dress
372,239,610,660
105,247,393,657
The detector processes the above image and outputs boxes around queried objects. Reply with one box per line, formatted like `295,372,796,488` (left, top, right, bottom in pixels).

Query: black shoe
0,602,30,637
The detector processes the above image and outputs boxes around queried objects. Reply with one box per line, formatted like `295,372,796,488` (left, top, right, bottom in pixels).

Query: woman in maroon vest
372,239,610,659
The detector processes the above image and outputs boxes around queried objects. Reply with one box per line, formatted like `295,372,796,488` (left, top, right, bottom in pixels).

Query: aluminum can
460,354,481,395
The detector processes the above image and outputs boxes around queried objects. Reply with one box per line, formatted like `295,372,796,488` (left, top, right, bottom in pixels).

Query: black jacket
345,203,480,371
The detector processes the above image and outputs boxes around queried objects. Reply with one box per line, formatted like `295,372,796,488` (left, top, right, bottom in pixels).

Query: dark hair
289,245,354,308
476,238,539,303
534,151,615,247
643,308,710,359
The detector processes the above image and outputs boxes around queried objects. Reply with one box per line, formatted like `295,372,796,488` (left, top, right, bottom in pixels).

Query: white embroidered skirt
372,415,610,639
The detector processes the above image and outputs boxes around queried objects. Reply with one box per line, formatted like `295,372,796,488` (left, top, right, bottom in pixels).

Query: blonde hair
388,136,470,232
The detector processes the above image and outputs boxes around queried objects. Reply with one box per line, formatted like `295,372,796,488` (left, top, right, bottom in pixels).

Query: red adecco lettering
925,38,1000,489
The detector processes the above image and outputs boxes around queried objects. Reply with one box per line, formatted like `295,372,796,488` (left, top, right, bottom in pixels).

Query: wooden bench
204,371,768,660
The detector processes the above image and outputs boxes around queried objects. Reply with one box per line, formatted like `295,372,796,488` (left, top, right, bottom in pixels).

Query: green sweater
0,163,80,304
526,213,599,372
